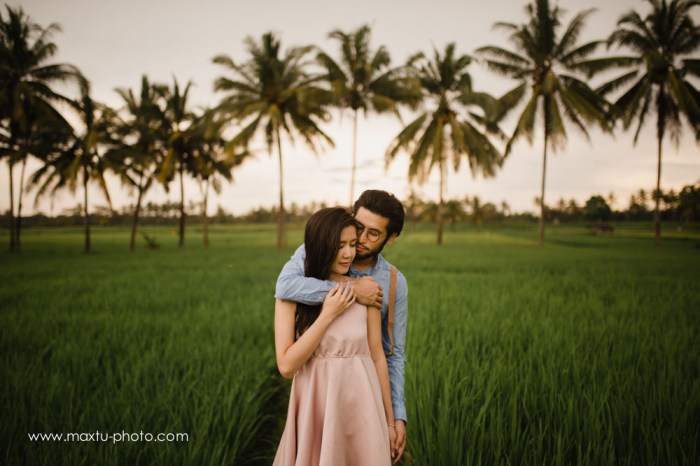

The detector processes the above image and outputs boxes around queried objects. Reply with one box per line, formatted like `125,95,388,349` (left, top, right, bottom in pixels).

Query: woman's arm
367,305,397,454
274,283,355,379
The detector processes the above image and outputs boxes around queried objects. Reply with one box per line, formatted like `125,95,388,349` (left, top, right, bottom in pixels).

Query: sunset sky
4,0,699,216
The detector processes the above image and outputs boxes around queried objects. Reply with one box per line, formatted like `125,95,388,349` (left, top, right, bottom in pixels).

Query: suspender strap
386,265,397,357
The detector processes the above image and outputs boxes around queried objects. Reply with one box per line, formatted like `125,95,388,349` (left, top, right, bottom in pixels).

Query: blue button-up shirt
275,244,408,422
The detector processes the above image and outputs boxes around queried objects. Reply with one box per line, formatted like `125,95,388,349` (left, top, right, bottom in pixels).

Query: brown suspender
386,265,397,357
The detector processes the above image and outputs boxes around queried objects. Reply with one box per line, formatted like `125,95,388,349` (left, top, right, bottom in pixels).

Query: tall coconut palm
500,200,511,217
386,43,503,245
189,110,250,248
316,24,420,205
159,78,194,247
592,0,700,245
0,5,83,250
28,86,115,253
677,183,700,222
108,75,167,252
466,195,486,229
213,32,334,248
476,0,613,245
443,199,467,230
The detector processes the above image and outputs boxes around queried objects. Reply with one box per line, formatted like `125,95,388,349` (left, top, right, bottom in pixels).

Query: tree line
4,182,699,234
1,0,699,253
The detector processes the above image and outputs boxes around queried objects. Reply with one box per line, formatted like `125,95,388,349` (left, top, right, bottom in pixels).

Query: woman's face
330,225,357,275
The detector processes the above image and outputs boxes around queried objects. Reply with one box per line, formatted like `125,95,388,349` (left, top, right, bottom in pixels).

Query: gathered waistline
311,353,372,360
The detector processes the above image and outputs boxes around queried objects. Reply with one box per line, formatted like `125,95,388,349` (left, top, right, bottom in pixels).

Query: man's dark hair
353,189,405,237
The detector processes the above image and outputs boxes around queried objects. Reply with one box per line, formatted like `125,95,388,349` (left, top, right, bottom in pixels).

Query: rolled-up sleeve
387,270,408,422
274,244,335,305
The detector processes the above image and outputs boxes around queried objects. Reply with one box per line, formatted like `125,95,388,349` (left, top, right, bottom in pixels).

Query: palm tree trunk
178,161,185,247
8,160,16,251
350,110,358,207
437,159,445,246
276,127,287,249
539,131,548,246
16,157,27,250
202,177,210,249
130,178,144,252
83,163,91,254
654,134,663,246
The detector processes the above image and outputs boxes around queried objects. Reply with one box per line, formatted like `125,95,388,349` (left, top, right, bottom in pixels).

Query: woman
273,207,396,465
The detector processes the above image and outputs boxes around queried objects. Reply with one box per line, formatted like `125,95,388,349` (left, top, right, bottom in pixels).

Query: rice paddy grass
1,222,698,465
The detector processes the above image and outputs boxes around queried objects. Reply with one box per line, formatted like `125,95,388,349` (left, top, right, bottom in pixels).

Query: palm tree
567,199,581,219
554,197,568,220
316,24,420,205
404,189,425,230
443,199,467,230
28,86,115,253
159,78,194,247
500,200,511,217
594,0,700,245
637,188,649,210
677,183,700,222
213,32,334,248
189,109,250,248
386,43,503,245
476,0,612,246
108,75,167,252
0,5,83,250
466,195,486,229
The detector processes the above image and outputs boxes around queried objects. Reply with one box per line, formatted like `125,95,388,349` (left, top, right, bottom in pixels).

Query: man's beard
355,239,388,260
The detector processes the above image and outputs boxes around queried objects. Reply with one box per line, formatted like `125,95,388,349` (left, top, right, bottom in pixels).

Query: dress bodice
313,302,370,359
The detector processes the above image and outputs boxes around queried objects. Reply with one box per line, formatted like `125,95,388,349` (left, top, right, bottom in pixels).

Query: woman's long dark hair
295,207,356,339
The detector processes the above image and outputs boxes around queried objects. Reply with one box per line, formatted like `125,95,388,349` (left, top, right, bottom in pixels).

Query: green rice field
1,223,699,465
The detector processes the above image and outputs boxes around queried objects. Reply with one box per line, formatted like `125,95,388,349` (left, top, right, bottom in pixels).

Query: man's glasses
356,223,383,243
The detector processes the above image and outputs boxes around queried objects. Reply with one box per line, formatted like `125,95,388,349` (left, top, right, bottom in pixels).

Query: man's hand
393,419,406,463
351,276,383,308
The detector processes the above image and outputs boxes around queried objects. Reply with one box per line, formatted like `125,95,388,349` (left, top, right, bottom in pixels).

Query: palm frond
558,40,603,68
612,75,652,129
506,91,539,155
557,74,610,129
544,94,567,153
684,58,700,78
474,45,530,67
556,8,597,57
572,55,640,79
595,70,640,97
385,113,428,163
495,82,528,122
408,117,439,182
458,119,504,177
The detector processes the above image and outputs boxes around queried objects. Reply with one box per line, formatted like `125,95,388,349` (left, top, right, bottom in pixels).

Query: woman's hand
389,425,398,462
393,420,406,462
320,282,355,320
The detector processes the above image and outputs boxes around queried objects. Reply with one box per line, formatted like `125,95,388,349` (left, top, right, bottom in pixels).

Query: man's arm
387,271,408,423
275,245,384,307
275,244,334,305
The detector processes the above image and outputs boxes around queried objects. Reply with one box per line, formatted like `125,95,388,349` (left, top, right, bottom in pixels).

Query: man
275,189,408,463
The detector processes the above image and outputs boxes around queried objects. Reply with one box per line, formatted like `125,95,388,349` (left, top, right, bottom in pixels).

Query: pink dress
273,302,391,466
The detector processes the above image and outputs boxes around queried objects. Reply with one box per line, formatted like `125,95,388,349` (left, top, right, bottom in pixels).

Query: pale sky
4,0,700,216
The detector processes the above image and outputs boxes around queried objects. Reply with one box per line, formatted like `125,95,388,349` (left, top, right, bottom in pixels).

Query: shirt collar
350,253,388,276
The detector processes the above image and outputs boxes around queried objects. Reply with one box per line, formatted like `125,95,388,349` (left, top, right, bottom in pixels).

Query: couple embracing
273,190,409,465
